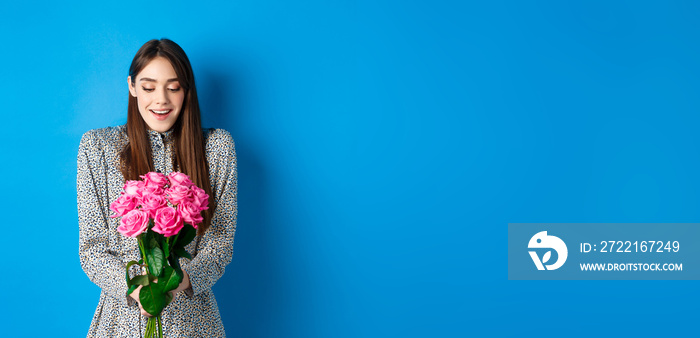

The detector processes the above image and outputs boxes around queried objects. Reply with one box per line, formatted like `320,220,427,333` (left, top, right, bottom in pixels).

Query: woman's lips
150,109,172,121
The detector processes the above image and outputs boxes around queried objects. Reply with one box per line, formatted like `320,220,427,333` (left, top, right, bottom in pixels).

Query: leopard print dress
77,125,237,337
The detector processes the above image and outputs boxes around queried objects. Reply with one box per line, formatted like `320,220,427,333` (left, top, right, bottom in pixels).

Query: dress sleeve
183,130,238,296
77,130,135,307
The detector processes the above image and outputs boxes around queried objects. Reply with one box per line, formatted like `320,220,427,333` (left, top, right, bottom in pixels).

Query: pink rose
168,172,193,187
123,180,144,197
178,201,203,228
110,194,139,218
142,184,165,196
191,186,210,210
140,193,167,218
141,172,169,188
152,206,183,237
117,209,150,237
166,185,193,205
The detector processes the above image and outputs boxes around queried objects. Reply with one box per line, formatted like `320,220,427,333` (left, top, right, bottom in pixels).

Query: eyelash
141,87,181,92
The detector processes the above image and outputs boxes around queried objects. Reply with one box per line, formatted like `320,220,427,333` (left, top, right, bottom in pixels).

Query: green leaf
149,236,158,250
125,260,140,279
174,223,197,250
143,230,153,249
125,260,141,288
168,254,182,273
127,275,150,287
146,246,165,277
174,247,192,260
139,280,167,316
164,292,173,307
163,238,170,259
152,229,165,242
160,266,183,293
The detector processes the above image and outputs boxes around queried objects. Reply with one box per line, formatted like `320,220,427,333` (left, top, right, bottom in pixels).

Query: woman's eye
168,87,181,92
142,87,155,92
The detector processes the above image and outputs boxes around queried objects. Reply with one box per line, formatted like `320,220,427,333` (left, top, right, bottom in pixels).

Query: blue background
1,1,699,337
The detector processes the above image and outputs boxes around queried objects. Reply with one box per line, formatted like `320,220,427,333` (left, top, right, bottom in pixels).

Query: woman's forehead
137,57,178,81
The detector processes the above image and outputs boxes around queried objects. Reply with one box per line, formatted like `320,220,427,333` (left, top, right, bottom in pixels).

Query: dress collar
147,128,174,144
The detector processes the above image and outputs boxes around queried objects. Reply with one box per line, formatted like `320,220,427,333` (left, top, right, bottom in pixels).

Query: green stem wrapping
143,312,163,337
137,231,169,337
145,316,160,338
157,315,163,337
172,232,180,250
140,234,160,338
138,235,149,269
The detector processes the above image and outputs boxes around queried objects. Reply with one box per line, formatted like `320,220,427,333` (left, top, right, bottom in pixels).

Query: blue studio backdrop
2,1,700,337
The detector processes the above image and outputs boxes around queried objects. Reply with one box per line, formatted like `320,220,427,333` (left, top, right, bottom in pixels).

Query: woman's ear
127,76,137,97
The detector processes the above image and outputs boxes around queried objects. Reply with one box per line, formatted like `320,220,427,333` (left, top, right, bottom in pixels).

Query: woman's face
128,57,185,133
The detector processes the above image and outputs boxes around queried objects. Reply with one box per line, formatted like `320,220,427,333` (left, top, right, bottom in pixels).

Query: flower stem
157,315,163,337
138,235,149,271
173,232,181,248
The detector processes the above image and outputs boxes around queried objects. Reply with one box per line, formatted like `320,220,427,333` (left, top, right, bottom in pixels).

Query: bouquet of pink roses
110,172,209,338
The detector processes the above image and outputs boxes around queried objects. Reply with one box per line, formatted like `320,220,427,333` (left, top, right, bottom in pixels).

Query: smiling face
128,57,185,133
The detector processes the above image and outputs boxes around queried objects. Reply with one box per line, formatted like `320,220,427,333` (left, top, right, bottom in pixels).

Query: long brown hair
120,38,214,235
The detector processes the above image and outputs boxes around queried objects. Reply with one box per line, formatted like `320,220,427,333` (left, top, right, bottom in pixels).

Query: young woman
77,39,237,337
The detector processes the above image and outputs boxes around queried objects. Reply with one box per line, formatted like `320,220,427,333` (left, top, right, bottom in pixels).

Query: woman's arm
182,129,238,296
77,130,135,307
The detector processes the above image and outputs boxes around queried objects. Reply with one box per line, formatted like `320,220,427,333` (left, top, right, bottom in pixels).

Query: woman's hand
170,269,191,296
129,285,153,317
129,270,190,317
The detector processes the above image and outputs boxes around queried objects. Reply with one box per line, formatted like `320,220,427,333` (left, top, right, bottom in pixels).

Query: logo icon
528,231,568,270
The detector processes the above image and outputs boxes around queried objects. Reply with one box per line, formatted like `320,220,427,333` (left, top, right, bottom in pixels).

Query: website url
580,263,683,272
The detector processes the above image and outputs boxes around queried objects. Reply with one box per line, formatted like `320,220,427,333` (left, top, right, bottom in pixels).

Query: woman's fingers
137,302,152,317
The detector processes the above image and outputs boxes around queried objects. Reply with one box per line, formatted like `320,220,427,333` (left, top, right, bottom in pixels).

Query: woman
77,39,237,337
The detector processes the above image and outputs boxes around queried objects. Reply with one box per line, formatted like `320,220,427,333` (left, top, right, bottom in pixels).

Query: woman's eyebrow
139,77,179,82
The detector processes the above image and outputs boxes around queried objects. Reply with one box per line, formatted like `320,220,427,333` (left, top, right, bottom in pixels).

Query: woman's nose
155,88,169,104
